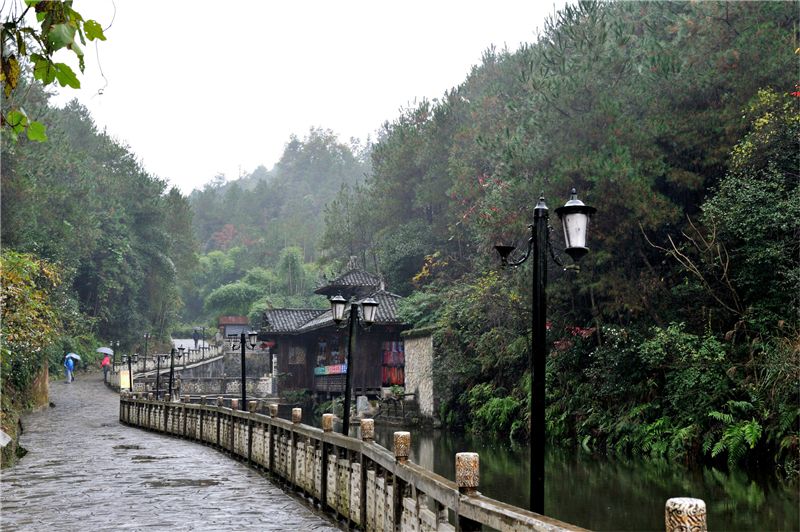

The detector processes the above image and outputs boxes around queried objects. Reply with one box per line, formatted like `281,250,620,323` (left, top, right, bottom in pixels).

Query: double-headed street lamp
495,188,595,515
329,295,379,436
227,331,259,410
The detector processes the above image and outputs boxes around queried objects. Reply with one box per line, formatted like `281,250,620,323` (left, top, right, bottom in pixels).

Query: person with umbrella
64,352,80,383
96,347,114,383
100,352,111,383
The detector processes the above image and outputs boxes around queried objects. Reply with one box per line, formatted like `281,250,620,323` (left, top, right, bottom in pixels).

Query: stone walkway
1,373,338,531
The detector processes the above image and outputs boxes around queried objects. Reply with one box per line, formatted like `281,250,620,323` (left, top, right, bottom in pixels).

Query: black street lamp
168,346,185,399
142,333,150,371
228,331,259,410
112,340,120,370
122,353,138,391
329,294,379,436
494,188,595,515
153,353,168,399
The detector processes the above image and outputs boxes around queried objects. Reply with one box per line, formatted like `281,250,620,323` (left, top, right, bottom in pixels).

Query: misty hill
188,127,370,264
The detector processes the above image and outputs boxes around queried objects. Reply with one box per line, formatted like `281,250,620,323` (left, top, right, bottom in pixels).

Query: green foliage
464,382,523,438
0,250,61,390
1,0,106,140
2,92,195,353
203,281,261,317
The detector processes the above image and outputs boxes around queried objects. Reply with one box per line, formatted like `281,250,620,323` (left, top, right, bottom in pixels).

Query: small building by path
262,269,408,399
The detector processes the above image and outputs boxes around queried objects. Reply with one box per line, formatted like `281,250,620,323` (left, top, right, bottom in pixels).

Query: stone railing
119,394,588,532
134,376,276,398
113,345,223,376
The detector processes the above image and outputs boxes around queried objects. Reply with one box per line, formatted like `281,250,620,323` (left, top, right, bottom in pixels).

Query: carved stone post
231,398,239,410
393,431,410,463
665,498,707,532
269,403,278,417
360,419,374,442
322,413,334,432
292,407,302,424
456,452,481,531
248,400,258,413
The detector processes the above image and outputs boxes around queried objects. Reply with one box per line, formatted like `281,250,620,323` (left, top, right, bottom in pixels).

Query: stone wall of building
403,332,435,418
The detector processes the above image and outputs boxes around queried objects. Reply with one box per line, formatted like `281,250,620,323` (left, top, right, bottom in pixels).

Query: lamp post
123,352,138,391
494,188,595,514
153,353,167,399
142,333,150,371
228,331,259,410
168,346,185,399
329,295,379,436
112,340,120,371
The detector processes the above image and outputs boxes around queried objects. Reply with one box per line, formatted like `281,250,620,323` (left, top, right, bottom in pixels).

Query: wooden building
261,269,407,397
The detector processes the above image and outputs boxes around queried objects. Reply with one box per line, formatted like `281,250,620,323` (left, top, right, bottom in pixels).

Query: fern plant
707,400,763,468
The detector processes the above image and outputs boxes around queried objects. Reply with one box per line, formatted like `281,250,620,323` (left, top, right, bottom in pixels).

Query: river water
363,424,798,531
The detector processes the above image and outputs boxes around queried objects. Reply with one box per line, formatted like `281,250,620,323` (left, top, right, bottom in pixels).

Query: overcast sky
50,0,565,194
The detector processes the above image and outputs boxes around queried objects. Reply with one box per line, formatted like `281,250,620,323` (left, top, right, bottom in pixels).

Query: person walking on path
100,353,111,383
64,356,75,383
192,329,200,349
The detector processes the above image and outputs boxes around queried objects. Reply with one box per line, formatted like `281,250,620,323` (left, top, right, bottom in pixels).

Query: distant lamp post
112,340,121,370
122,352,138,391
494,188,595,515
229,331,259,410
142,333,150,371
168,346,185,399
329,294,379,436
153,353,168,399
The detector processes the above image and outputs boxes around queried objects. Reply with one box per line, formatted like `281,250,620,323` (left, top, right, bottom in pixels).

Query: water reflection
301,411,798,530
364,424,798,531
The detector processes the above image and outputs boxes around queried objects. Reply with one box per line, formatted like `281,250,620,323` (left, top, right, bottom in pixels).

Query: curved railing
119,393,587,532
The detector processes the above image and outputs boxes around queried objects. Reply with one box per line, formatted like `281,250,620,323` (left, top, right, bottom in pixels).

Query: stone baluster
248,400,258,413
269,404,278,417
231,398,239,410
292,407,302,424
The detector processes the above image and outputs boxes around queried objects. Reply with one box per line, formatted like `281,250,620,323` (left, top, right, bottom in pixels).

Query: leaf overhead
83,19,106,41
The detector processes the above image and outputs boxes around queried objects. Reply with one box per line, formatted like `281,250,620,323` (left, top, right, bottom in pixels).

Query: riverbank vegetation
2,0,796,478
323,1,797,476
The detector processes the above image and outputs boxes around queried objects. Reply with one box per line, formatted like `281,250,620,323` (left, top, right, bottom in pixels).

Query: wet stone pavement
1,372,339,531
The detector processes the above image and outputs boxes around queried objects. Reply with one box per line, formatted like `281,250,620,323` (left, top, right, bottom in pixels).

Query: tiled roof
263,309,326,333
370,290,403,324
295,290,404,333
314,269,383,296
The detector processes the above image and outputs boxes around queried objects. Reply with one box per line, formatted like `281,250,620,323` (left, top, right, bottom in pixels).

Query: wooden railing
119,393,586,531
